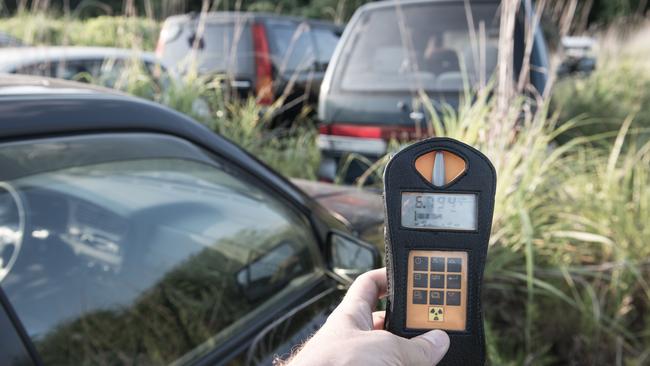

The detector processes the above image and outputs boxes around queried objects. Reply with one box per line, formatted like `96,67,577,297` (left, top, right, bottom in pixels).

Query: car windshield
339,2,501,92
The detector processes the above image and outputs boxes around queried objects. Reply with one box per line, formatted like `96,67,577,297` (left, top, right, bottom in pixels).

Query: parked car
557,36,597,77
317,0,550,182
0,74,380,366
156,12,342,120
0,32,23,47
0,46,166,87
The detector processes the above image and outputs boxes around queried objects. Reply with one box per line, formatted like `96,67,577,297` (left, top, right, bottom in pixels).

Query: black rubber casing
383,138,496,366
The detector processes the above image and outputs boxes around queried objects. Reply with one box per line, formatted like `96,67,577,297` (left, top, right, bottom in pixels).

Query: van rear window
199,23,253,73
267,21,315,73
339,3,501,93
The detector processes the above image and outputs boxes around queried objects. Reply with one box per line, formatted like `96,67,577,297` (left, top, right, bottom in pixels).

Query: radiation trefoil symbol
429,306,444,322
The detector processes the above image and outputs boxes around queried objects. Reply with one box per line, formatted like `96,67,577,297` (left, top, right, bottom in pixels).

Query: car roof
357,0,499,12
0,74,309,208
0,46,160,71
163,11,340,28
0,73,125,96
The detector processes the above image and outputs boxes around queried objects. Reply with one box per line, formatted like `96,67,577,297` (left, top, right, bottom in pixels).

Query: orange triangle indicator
415,151,466,187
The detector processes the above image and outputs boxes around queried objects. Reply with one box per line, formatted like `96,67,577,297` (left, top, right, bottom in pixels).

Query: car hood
291,179,384,248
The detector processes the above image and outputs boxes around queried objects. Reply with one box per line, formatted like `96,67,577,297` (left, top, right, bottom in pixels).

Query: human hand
281,268,450,365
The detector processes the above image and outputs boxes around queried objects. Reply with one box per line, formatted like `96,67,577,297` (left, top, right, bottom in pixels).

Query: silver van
157,12,342,119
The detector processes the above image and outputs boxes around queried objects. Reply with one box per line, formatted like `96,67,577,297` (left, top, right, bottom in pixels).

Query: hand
282,268,450,365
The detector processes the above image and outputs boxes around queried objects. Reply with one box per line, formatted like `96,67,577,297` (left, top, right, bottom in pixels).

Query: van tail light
318,123,422,156
156,24,182,58
155,38,165,57
252,22,274,106
319,124,420,140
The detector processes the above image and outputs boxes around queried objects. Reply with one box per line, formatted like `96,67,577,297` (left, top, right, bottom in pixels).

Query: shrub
553,24,650,147
0,14,159,50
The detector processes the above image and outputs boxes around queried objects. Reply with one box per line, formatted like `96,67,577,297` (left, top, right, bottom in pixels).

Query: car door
0,132,336,365
0,288,39,366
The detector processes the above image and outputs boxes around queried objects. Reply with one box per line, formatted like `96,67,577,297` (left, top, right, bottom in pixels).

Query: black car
156,12,342,120
0,75,379,366
317,0,550,182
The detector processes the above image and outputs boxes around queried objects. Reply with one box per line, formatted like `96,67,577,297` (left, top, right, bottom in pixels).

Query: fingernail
423,330,450,348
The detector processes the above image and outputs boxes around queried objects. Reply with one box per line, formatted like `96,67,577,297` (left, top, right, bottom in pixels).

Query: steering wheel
0,182,25,283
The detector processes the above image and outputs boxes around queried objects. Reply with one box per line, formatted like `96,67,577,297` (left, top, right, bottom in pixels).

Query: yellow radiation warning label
429,306,444,322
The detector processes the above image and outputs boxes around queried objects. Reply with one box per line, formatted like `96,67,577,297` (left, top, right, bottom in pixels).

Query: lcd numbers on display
401,192,477,231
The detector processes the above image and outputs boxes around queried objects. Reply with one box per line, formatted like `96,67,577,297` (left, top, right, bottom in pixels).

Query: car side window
0,134,321,365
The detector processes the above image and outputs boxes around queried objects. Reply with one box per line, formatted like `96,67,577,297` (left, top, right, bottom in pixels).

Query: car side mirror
327,231,381,281
236,241,308,302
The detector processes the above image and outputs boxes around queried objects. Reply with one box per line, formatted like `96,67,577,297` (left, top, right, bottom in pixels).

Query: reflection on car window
14,59,103,82
0,137,319,365
13,61,57,77
340,3,501,92
56,59,103,81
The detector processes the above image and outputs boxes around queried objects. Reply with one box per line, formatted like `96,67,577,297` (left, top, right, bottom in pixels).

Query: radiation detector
383,137,496,365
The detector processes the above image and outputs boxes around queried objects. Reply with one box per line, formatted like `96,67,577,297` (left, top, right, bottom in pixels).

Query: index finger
346,267,388,306
329,268,387,329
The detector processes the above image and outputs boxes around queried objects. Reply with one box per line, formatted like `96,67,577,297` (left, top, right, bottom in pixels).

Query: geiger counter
383,137,496,365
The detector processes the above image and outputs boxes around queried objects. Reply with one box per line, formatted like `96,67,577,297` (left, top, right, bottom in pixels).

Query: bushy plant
553,24,650,147
70,16,160,49
0,14,159,49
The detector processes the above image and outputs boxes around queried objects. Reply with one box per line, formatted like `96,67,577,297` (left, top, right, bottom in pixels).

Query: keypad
413,290,427,304
429,290,444,305
431,257,445,272
447,274,462,289
413,272,428,288
411,255,464,307
407,251,467,331
414,256,429,271
430,274,445,288
446,291,461,306
447,258,462,272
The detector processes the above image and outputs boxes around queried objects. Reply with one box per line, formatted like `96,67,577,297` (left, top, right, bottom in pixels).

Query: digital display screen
401,193,477,231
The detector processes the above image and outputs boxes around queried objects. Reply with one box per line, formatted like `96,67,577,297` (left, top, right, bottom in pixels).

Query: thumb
398,330,450,366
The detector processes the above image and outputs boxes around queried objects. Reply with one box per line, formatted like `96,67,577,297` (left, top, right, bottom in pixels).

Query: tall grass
109,67,321,180
553,21,650,147
0,13,159,49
